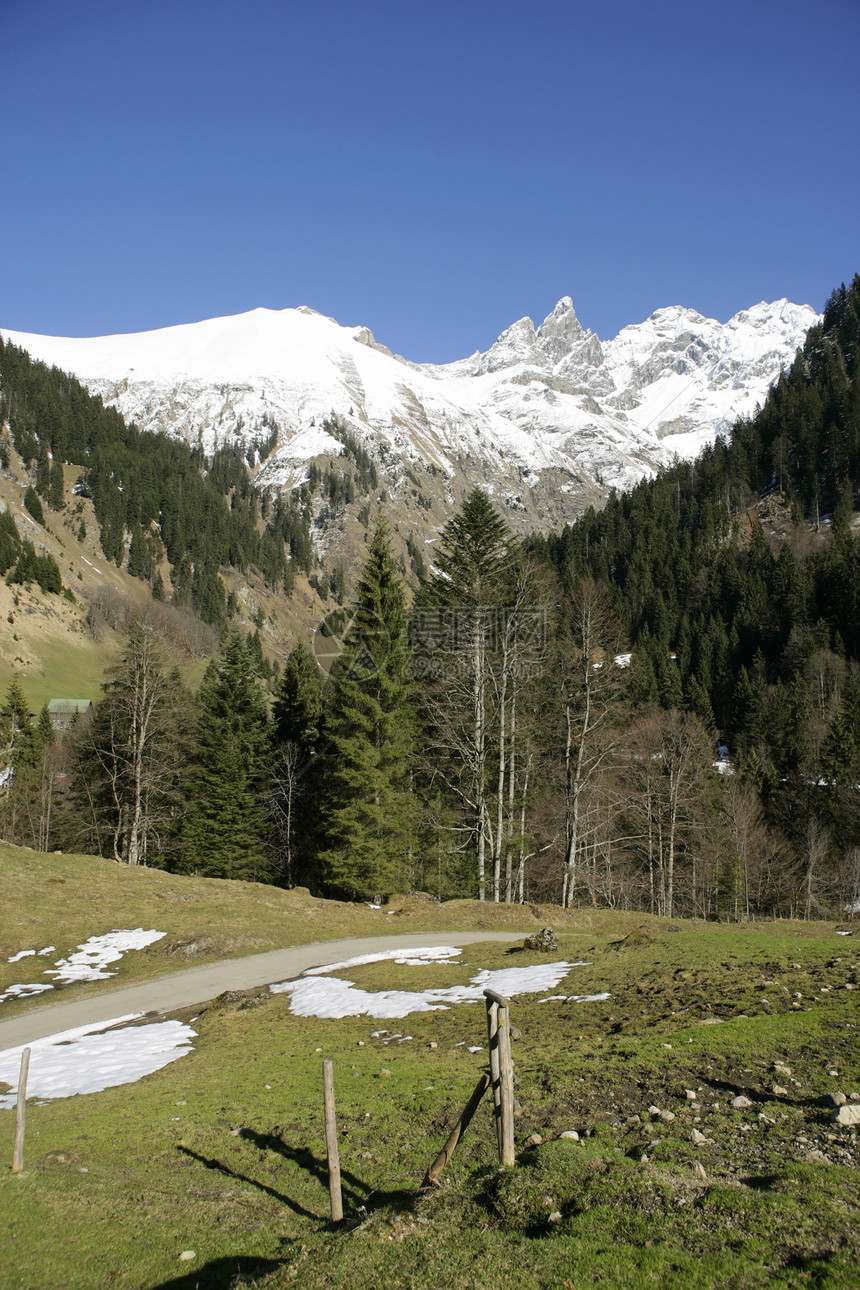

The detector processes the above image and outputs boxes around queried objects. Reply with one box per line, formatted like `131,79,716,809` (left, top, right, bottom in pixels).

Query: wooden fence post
322,1059,343,1222
12,1048,30,1174
485,995,502,1152
483,989,515,1166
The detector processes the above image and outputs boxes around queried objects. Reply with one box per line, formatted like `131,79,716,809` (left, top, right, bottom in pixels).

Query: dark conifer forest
0,336,319,621
1,276,859,919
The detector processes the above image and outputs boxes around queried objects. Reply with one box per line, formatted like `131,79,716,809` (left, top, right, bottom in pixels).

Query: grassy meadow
1,846,859,1288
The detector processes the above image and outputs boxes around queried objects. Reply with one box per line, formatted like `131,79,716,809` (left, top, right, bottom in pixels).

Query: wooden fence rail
420,1071,490,1189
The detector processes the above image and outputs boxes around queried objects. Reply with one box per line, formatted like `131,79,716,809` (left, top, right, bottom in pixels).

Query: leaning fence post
420,1071,490,1189
483,989,515,1166
12,1048,30,1174
322,1059,343,1222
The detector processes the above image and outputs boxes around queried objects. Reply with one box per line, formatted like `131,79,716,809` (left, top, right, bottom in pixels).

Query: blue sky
2,0,858,361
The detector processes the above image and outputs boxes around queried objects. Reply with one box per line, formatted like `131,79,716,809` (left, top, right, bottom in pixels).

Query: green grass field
0,630,112,713
1,845,859,1289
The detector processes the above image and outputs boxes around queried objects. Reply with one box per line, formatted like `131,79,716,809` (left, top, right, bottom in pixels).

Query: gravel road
0,931,528,1049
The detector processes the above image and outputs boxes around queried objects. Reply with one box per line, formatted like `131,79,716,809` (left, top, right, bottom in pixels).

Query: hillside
0,841,561,1019
0,346,356,707
0,279,856,920
0,847,857,1289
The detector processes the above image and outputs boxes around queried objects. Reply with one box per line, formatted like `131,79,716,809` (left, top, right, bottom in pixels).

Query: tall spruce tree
1,679,40,843
181,632,271,880
318,519,416,900
414,488,516,899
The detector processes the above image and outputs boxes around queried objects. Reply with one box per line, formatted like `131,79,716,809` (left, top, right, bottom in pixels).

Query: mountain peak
534,296,587,368
542,295,576,319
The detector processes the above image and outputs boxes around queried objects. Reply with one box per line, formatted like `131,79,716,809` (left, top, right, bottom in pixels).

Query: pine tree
127,525,148,579
37,704,54,745
48,461,65,510
23,486,44,526
274,642,323,749
36,442,51,497
318,520,416,900
821,708,858,784
414,489,514,899
181,632,271,880
1,679,40,843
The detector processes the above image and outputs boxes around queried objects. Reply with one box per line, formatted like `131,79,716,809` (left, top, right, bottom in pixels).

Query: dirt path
0,931,529,1049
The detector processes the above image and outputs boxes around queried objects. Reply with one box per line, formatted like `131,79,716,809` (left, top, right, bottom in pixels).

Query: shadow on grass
177,1145,321,1221
740,1173,781,1189
179,1134,419,1224
238,1129,374,1208
151,1254,287,1289
699,1075,819,1110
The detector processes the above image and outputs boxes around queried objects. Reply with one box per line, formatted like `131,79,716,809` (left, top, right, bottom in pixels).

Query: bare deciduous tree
557,579,622,909
75,615,191,865
620,710,713,917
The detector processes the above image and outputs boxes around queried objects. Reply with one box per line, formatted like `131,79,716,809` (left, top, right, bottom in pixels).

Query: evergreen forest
1,275,859,922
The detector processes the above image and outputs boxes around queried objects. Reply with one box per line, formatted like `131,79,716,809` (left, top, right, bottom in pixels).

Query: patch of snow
45,929,167,985
0,1015,195,1107
614,653,632,668
539,992,610,1004
0,983,55,1003
303,946,462,975
1,930,167,1005
271,956,593,1019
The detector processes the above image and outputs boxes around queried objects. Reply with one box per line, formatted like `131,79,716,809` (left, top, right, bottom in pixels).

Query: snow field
271,945,603,1019
0,1016,195,1108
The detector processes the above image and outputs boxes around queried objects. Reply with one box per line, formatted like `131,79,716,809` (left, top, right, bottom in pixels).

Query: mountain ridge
1,294,818,531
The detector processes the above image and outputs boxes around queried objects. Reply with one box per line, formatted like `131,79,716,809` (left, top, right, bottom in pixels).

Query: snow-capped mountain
1,295,817,532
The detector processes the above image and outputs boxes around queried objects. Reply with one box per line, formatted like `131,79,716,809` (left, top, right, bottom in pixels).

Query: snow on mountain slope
1,295,818,529
602,298,817,446
420,295,817,462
